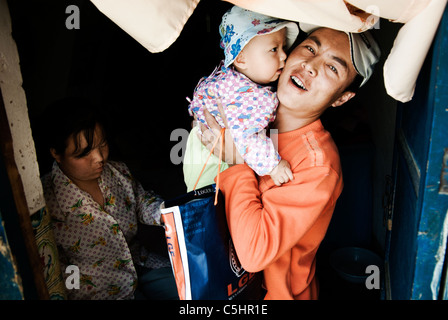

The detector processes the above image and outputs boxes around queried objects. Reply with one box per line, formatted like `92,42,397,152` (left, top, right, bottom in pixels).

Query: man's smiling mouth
291,76,307,91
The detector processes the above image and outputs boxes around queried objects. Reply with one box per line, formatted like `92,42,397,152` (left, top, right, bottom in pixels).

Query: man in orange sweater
200,27,380,299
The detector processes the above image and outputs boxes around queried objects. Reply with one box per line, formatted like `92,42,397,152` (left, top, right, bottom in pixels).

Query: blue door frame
0,209,24,300
385,3,448,300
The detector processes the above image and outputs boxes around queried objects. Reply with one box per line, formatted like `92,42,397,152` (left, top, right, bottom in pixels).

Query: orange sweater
219,119,343,300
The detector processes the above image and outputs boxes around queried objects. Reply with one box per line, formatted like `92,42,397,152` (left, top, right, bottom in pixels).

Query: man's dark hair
345,73,363,93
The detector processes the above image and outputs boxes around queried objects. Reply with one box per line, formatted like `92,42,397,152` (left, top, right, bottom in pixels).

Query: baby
183,6,299,191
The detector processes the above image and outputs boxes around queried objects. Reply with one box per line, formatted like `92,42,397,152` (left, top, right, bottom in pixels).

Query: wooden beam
0,89,49,299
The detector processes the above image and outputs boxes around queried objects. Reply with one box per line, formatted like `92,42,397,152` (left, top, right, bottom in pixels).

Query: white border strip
161,205,191,300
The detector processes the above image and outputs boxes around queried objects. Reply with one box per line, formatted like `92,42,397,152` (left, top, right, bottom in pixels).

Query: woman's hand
196,100,244,166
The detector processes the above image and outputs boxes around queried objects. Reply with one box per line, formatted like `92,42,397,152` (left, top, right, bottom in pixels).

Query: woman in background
39,97,178,300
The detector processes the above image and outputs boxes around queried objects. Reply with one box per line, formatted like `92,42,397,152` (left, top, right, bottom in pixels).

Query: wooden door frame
0,89,49,299
0,0,49,299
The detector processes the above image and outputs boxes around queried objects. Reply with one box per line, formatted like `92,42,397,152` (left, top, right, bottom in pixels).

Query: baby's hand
269,159,294,186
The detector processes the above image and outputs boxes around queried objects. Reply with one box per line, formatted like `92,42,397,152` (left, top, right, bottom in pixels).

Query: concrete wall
0,0,45,214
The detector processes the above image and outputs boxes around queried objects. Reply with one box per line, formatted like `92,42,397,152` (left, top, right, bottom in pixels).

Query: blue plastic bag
161,184,264,300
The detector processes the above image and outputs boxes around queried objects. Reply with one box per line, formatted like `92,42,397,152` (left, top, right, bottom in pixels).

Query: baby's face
235,28,288,85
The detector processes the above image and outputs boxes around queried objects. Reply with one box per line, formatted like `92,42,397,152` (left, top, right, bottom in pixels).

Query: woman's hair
39,97,107,157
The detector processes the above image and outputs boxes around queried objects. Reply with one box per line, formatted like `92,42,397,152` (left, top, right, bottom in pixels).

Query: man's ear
331,91,356,107
50,148,61,163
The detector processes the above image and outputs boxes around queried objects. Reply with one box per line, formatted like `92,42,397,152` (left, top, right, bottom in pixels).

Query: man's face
277,28,358,116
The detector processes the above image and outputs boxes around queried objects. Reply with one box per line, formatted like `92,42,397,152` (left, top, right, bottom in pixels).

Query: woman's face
51,124,109,183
